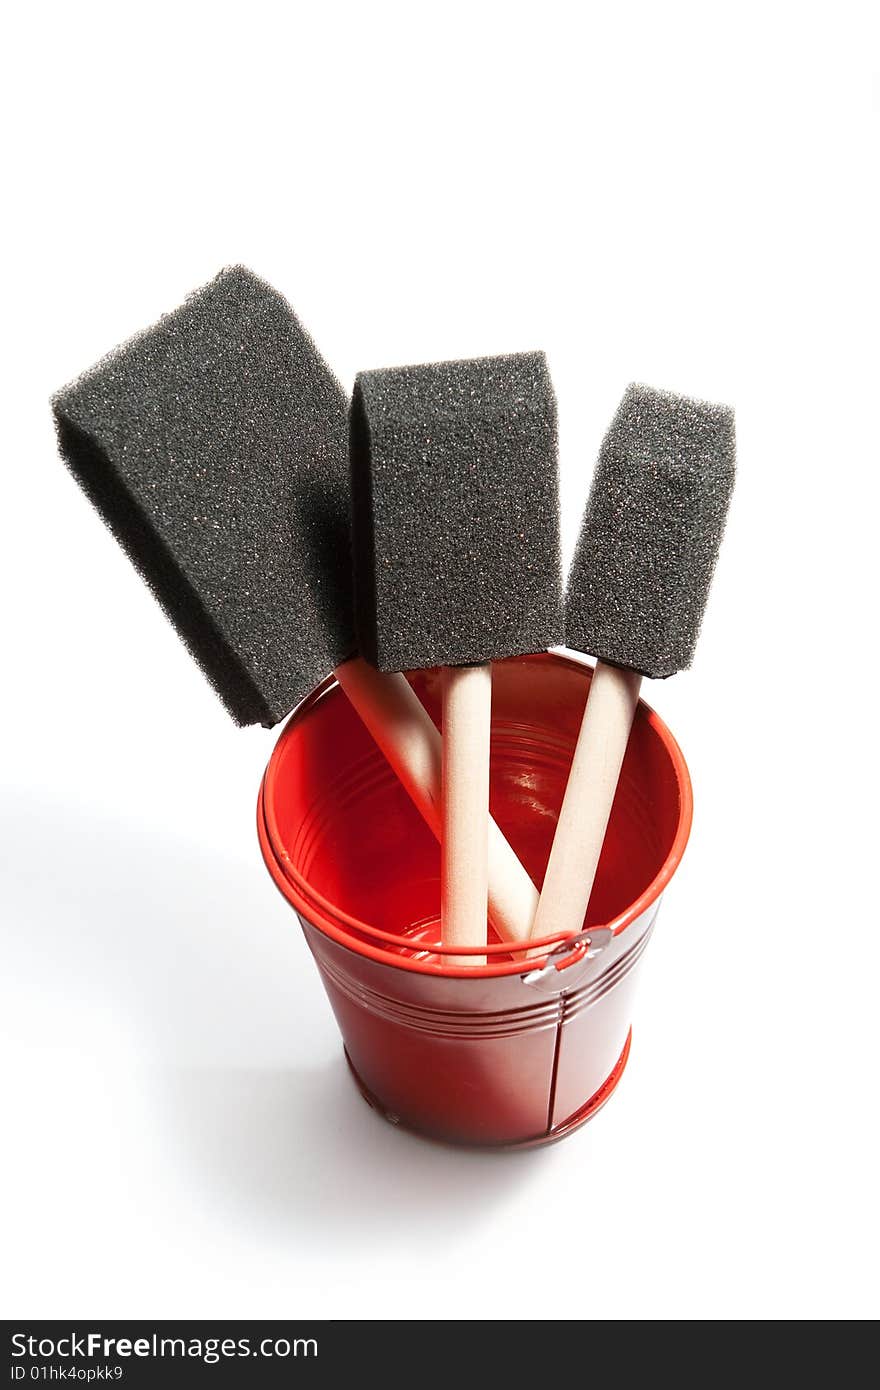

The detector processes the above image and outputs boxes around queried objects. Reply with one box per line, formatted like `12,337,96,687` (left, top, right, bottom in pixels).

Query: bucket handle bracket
521,927,614,990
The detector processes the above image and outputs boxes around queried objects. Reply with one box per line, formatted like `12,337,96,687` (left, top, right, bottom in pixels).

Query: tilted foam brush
54,266,351,726
351,356,564,964
528,384,735,951
52,268,539,941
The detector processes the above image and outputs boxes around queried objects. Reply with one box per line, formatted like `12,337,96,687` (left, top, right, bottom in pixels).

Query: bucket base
343,1028,633,1150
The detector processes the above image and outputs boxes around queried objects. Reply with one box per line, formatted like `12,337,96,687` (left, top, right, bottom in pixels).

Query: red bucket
258,652,692,1147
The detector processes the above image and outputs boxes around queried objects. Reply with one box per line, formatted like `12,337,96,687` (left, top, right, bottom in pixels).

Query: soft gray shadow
0,787,326,1061
162,1061,554,1251
2,789,552,1249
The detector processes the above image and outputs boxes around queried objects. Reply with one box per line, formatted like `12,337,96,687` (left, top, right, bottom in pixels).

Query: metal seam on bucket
562,916,657,1021
545,1003,566,1133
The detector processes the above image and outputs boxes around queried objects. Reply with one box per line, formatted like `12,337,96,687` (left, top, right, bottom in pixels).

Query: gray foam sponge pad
566,384,735,678
53,266,355,726
350,353,564,671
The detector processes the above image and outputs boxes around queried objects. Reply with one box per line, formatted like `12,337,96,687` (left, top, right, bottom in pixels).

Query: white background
2,1,878,1321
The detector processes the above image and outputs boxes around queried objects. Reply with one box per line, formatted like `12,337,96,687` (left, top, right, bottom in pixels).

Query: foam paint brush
52,268,539,943
528,384,735,950
350,356,563,963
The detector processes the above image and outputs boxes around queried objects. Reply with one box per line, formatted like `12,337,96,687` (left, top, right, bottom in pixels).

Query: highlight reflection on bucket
258,652,692,1148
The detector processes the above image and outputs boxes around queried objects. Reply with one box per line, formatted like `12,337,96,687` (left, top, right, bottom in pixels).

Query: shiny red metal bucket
258,652,692,1147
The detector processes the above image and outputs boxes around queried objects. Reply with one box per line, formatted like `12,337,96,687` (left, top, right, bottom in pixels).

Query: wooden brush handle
528,661,642,955
441,664,492,965
334,658,538,949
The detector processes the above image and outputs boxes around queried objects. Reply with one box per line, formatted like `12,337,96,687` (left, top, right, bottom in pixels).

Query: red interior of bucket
261,653,692,975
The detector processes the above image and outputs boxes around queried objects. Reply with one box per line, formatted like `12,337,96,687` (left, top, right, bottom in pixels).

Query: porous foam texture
565,383,735,679
350,353,564,671
53,266,354,726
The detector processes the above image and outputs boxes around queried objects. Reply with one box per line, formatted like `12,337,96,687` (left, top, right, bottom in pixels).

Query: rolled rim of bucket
258,652,694,978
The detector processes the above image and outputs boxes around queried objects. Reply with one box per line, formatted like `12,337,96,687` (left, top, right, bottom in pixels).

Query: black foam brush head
565,383,736,678
53,266,355,726
350,352,564,672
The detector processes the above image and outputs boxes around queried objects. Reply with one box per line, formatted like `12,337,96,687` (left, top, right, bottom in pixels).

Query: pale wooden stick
441,664,492,965
528,661,642,957
334,658,538,947
335,658,443,836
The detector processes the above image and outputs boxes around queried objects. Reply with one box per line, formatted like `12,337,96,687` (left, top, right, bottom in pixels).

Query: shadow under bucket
258,652,692,1147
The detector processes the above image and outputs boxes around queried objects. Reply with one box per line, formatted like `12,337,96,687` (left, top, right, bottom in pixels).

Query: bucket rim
258,651,693,978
